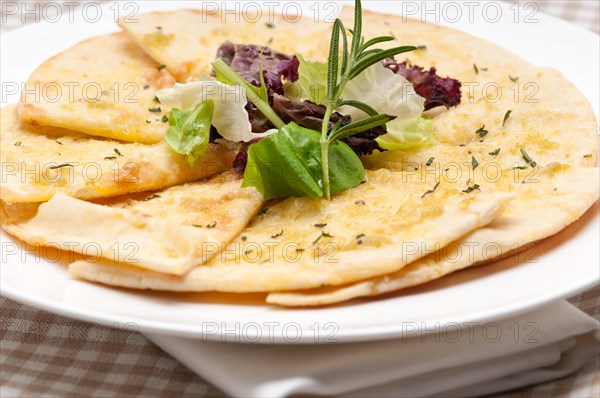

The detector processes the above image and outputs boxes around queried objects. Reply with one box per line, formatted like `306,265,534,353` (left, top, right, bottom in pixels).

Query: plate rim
1,0,599,344
1,261,598,343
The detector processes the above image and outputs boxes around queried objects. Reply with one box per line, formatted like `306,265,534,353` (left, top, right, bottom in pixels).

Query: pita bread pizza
2,0,598,307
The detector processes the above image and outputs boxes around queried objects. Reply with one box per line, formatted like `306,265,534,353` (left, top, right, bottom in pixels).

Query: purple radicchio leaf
215,42,299,96
272,94,386,156
382,59,462,110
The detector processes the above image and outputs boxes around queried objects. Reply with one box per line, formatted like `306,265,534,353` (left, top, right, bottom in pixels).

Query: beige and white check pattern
527,0,600,33
0,297,225,397
1,1,599,397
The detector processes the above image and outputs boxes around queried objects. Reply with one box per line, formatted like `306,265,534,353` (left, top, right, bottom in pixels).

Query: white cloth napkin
146,300,599,398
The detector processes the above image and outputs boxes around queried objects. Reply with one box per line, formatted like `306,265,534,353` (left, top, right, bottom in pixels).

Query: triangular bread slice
1,105,234,203
19,32,174,144
1,174,263,275
67,169,513,293
117,9,332,82
266,166,600,306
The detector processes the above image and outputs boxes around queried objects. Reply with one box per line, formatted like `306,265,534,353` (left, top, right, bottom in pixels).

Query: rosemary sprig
320,0,416,199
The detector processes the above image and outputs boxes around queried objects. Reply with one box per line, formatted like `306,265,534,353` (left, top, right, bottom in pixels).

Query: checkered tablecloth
1,1,599,397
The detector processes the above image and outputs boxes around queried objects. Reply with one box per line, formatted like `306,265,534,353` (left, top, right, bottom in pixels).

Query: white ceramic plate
1,1,598,343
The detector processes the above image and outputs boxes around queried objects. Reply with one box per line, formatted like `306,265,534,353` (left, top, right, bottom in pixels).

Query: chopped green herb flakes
271,230,284,239
476,125,488,138
502,110,512,126
49,163,74,170
422,182,440,198
520,148,537,168
143,194,161,201
463,184,481,193
312,231,334,246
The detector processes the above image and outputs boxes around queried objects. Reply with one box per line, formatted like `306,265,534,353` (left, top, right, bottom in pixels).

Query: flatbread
118,9,332,82
0,105,234,203
94,7,598,302
264,54,600,307
257,9,600,307
7,6,597,307
1,174,263,275
267,166,600,306
118,5,533,96
346,7,534,103
67,169,512,292
363,68,599,172
18,32,174,143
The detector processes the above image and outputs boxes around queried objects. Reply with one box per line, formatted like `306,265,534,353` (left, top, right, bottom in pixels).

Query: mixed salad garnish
157,0,462,200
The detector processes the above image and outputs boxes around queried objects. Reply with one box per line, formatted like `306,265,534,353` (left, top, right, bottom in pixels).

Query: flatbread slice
364,68,599,173
267,166,600,306
18,32,174,143
0,105,234,203
117,9,332,82
67,169,512,292
1,174,263,275
349,9,598,164
118,6,534,94
346,7,534,102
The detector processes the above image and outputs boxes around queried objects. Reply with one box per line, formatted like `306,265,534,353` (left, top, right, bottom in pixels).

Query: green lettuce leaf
286,54,328,105
243,123,364,200
157,81,256,142
339,63,425,121
164,100,214,165
376,116,434,150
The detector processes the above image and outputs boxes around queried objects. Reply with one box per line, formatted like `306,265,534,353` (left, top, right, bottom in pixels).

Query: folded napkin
146,300,599,397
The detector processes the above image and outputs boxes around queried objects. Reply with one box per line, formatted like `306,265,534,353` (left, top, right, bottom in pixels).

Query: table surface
1,1,599,397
